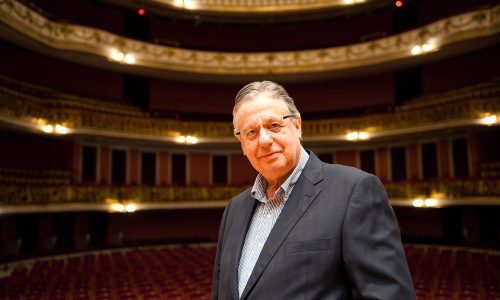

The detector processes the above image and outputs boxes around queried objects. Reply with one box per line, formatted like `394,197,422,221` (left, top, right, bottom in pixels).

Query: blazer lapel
240,151,324,299
227,193,257,299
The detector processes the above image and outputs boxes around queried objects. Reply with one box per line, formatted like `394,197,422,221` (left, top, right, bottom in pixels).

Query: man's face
234,95,302,185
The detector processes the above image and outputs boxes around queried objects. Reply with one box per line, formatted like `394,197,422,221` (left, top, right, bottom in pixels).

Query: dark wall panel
149,80,238,116
0,131,75,170
285,74,395,114
150,74,394,116
422,45,500,94
419,0,496,25
475,128,500,164
150,10,392,51
0,41,123,102
29,0,124,35
107,209,224,243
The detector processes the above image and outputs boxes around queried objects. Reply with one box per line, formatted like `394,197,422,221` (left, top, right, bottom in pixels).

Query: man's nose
258,127,273,144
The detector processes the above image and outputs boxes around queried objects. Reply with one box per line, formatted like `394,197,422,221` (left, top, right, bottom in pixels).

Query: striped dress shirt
238,148,309,297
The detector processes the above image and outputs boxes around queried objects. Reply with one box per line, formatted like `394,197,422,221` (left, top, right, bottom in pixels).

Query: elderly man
212,81,415,299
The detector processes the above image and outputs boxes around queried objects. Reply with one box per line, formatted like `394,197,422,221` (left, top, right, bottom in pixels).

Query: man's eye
269,123,282,130
246,130,257,138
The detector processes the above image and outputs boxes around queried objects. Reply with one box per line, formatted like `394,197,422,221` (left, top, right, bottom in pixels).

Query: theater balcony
0,0,499,265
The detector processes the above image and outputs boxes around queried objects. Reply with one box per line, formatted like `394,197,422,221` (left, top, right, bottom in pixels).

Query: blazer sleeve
211,199,231,300
342,173,416,300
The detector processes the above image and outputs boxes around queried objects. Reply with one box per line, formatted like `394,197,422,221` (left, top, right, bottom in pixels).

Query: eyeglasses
234,114,295,141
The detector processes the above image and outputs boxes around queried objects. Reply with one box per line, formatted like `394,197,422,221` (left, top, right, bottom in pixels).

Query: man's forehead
235,97,287,119
234,99,287,123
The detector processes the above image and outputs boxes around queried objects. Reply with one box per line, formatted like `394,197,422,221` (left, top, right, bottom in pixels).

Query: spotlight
137,9,145,15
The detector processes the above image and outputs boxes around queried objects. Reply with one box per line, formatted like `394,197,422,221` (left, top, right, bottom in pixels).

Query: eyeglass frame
234,114,296,140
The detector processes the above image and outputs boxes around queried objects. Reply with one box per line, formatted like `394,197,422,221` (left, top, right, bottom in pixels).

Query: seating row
0,244,498,300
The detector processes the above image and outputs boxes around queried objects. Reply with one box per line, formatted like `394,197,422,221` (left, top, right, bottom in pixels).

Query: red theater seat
1,244,499,300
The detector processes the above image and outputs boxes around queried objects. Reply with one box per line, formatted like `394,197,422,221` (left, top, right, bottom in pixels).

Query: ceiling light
55,124,69,134
124,53,135,64
346,132,359,141
110,49,135,64
481,114,497,125
41,124,54,133
40,123,70,134
358,132,369,140
411,41,437,56
412,199,424,207
176,135,198,144
184,0,196,9
111,49,124,61
411,45,422,55
111,203,125,212
125,204,137,212
186,136,198,144
422,43,434,52
346,131,369,141
424,198,439,207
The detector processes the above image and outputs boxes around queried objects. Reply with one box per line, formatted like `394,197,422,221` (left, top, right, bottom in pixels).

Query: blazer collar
240,150,324,299
228,191,258,299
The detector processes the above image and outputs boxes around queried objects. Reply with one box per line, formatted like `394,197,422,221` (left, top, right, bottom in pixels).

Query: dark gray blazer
212,150,415,300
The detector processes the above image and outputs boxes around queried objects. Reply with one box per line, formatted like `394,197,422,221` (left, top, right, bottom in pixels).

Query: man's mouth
259,152,280,159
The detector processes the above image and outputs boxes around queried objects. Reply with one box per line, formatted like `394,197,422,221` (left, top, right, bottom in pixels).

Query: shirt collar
251,148,309,203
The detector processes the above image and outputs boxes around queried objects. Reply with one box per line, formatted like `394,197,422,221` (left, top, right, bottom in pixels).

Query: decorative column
158,152,169,185
376,147,389,182
100,147,110,184
335,150,357,168
128,149,139,185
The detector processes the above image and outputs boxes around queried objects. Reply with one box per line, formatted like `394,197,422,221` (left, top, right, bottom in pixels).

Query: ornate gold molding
385,180,500,200
148,0,382,14
0,0,499,76
0,76,498,143
0,179,497,208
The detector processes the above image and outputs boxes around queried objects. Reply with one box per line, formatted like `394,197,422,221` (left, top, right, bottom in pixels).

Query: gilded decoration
150,0,382,13
0,76,499,143
0,179,498,206
1,163,499,207
0,0,499,76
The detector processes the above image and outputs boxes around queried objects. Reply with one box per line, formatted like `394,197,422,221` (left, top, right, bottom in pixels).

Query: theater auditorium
0,0,499,299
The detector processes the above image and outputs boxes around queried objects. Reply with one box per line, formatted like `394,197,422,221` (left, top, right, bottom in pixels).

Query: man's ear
295,118,302,138
294,118,302,129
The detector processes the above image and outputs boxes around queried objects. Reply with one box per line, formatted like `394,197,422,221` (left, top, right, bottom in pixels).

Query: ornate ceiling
1,0,499,83
98,0,393,23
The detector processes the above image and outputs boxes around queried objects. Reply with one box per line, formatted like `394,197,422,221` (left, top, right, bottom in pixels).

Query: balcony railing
0,179,498,209
1,75,499,143
1,1,499,77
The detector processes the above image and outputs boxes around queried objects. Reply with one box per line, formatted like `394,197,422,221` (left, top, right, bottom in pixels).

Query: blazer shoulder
303,151,376,186
322,163,380,186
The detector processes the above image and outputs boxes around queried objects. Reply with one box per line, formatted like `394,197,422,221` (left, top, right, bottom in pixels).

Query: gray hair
233,81,301,125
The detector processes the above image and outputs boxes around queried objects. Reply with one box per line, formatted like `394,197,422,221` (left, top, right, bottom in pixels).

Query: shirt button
258,242,263,248
266,213,271,218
